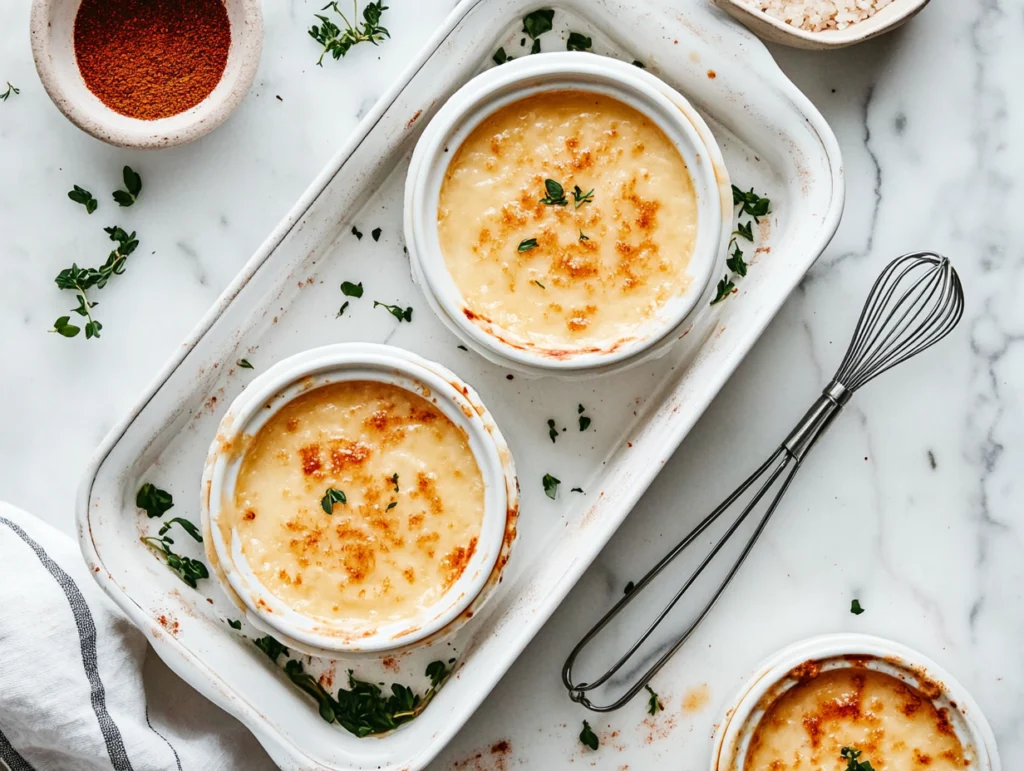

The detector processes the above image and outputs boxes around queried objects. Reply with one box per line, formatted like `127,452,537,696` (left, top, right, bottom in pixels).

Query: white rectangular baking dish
77,1,843,769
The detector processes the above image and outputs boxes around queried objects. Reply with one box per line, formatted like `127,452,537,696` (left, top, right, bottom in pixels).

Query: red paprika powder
74,0,231,121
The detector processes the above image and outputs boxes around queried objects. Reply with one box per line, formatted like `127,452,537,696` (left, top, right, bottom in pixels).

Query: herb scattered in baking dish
136,483,174,518
710,275,735,305
457,344,468,351
539,178,569,206
425,660,450,687
341,281,364,298
68,185,99,214
579,230,589,242
571,487,584,493
52,225,140,339
542,473,560,500
579,720,599,750
632,60,646,69
547,419,559,443
254,635,289,663
518,238,539,253
285,659,338,722
371,227,382,242
112,165,142,207
841,747,874,771
522,8,554,39
391,473,399,492
0,82,19,102
337,301,350,317
309,1,390,66
227,619,242,630
158,516,203,542
492,47,514,65
351,225,363,239
645,684,662,715
726,244,748,277
237,358,254,369
321,487,347,514
140,520,209,589
566,32,592,52
572,185,594,209
734,186,771,221
733,220,753,242
850,598,865,615
373,301,413,322
531,39,541,54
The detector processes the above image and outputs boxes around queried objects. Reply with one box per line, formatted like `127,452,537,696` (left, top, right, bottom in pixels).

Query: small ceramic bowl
200,343,519,657
30,0,262,148
405,52,731,378
711,0,931,49
712,633,1001,771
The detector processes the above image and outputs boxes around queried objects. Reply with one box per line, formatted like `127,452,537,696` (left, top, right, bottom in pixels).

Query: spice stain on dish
222,380,485,628
438,90,697,353
682,683,711,712
742,667,969,770
74,0,231,120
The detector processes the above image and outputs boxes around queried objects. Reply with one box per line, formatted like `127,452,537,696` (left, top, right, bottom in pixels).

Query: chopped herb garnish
386,501,397,511
522,8,554,39
112,166,142,207
228,618,242,630
285,659,338,722
341,280,364,297
337,301,350,317
425,659,450,687
578,404,585,413
572,185,594,209
371,227,382,242
542,473,560,500
531,38,541,54
254,635,289,663
579,720,599,750
732,185,771,221
571,487,584,493
533,279,545,288
566,32,592,51
632,60,646,68
321,487,347,514
0,82,19,101
309,1,390,66
391,473,399,492
373,301,413,322
645,684,662,715
733,220,753,242
351,225,363,239
157,517,203,542
841,747,874,771
457,344,468,351
539,178,568,206
136,483,173,518
68,185,98,214
237,358,254,369
579,415,592,431
493,47,513,65
140,530,208,589
851,599,865,615
579,230,589,241
548,418,558,442
518,238,539,252
726,243,748,277
710,275,735,305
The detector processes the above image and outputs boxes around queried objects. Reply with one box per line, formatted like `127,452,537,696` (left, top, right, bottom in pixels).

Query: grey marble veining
1,0,1021,768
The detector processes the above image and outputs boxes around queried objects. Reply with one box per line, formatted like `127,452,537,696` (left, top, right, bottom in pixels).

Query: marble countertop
1,0,1019,768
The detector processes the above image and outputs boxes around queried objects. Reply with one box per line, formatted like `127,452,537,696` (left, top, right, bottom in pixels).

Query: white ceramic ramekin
711,0,931,49
200,343,518,656
405,52,732,378
30,0,262,148
712,633,1001,771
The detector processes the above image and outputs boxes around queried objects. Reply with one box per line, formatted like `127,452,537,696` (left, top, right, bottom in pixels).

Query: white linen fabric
0,501,277,771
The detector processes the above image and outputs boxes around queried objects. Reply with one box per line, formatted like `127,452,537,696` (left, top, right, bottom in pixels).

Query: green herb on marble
0,82,19,101
309,1,390,66
68,185,99,214
237,358,254,369
112,166,142,207
371,227,382,242
850,599,865,615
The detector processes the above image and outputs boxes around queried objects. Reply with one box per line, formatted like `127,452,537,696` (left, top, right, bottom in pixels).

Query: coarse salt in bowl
30,0,263,148
405,52,732,378
200,343,519,657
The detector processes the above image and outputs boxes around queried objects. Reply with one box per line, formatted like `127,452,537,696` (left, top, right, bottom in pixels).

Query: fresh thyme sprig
841,747,875,771
140,518,208,589
373,301,413,322
309,1,390,66
710,184,770,307
68,185,98,214
0,82,19,102
52,226,140,339
112,166,142,207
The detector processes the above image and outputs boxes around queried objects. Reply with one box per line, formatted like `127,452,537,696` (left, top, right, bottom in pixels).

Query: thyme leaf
112,166,142,207
566,32,592,52
522,9,554,39
373,301,413,322
542,473,560,500
136,483,173,518
68,185,98,214
579,720,599,750
321,487,347,514
710,275,735,305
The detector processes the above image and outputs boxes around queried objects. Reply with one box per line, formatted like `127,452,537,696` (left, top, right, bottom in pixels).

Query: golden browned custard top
743,666,969,771
437,90,698,351
224,380,485,626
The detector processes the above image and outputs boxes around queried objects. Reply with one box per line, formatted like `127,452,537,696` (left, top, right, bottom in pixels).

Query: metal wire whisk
562,252,964,712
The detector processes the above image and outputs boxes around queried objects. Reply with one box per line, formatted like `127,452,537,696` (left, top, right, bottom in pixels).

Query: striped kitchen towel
0,501,276,771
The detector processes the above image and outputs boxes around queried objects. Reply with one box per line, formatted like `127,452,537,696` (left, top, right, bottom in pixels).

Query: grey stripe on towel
0,517,134,771
0,724,36,771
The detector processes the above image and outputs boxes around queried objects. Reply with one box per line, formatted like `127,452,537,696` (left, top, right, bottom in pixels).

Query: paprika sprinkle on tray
74,0,231,121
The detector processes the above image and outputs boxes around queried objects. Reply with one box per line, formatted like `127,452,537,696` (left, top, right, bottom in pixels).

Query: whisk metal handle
561,385,844,712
